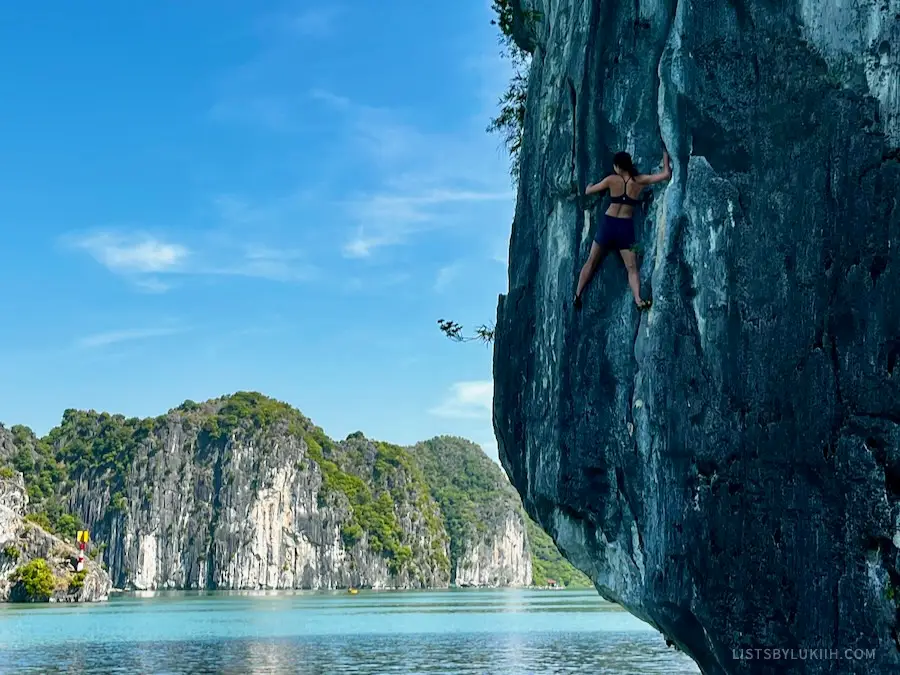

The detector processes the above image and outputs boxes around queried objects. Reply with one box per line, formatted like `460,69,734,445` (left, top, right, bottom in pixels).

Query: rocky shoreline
1,473,111,603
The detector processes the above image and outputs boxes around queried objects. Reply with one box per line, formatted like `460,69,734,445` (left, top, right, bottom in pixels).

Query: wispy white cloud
492,234,511,267
344,189,515,260
308,89,514,258
287,8,339,36
342,272,410,293
77,326,187,349
434,262,463,292
133,277,173,294
64,230,318,289
429,380,493,420
214,245,317,282
210,191,319,235
463,48,524,129
69,232,188,274
258,7,342,38
311,89,503,184
480,438,500,463
207,9,515,262
341,188,513,259
208,97,295,132
309,88,351,110
209,10,343,132
429,380,500,462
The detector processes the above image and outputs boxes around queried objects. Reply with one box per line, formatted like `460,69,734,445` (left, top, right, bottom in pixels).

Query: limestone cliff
493,1,899,674
2,395,533,591
49,396,449,591
0,452,110,602
453,510,531,587
411,436,532,587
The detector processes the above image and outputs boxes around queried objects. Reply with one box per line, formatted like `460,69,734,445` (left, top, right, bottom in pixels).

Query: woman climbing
574,149,671,311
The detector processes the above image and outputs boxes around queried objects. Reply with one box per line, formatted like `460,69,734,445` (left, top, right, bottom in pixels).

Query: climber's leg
575,242,606,309
619,248,650,309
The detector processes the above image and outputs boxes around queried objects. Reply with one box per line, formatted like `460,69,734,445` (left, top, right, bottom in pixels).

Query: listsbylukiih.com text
733,648,877,662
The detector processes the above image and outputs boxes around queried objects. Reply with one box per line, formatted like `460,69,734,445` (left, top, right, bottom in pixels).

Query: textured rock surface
494,1,900,673
411,437,532,587
63,413,448,591
0,462,110,602
453,511,531,587
2,398,533,591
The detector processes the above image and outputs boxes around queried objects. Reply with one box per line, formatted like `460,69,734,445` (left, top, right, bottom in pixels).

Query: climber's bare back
606,177,644,218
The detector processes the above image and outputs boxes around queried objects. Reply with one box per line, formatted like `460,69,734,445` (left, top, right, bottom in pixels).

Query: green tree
11,558,57,601
488,1,538,182
53,513,79,541
24,512,52,530
68,570,89,593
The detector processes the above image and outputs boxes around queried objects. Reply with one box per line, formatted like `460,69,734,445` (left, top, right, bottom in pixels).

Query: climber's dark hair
613,151,639,177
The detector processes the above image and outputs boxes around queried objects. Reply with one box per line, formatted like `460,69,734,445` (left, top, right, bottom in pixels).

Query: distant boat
348,587,359,595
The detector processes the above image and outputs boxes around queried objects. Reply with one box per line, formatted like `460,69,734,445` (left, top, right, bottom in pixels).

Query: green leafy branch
487,1,539,182
437,319,495,344
437,3,541,346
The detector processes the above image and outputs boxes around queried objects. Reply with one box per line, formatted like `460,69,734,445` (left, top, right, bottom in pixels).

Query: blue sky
0,1,514,459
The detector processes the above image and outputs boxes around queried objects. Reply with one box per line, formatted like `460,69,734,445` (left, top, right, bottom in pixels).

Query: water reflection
0,590,700,674
3,633,697,674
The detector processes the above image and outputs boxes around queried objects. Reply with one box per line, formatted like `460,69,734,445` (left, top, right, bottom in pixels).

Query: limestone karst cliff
492,1,899,674
0,394,537,592
0,427,110,602
412,437,532,587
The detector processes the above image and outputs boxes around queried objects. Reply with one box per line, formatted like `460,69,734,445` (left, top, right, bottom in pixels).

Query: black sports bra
609,176,641,206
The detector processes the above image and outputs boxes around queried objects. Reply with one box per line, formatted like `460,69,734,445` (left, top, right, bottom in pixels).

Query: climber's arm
636,151,672,186
584,175,613,195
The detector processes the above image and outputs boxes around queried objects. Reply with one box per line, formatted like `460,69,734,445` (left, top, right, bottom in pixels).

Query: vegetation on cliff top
0,424,84,541
411,436,520,570
1,393,445,579
488,0,536,182
188,391,310,441
1,392,584,587
189,394,439,575
434,1,542,344
412,435,591,587
309,435,444,576
527,520,592,588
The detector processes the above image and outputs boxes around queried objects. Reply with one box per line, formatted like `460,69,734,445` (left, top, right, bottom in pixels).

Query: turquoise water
0,589,700,674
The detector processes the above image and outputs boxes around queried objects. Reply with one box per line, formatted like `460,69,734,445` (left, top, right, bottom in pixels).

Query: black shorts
594,214,635,250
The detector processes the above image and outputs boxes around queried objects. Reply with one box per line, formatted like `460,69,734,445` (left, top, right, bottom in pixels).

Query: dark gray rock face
493,1,899,673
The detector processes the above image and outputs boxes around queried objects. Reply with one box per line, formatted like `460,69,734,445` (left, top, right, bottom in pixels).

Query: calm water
0,589,699,674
